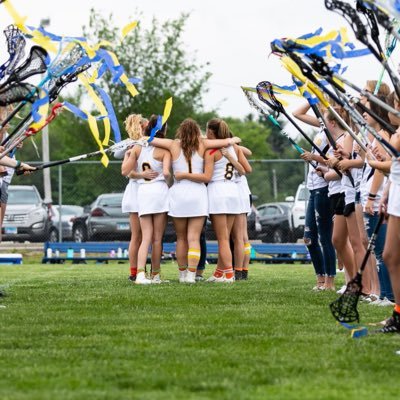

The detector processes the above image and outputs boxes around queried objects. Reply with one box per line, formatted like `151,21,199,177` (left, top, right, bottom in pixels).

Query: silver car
2,185,55,242
87,193,130,240
52,205,84,241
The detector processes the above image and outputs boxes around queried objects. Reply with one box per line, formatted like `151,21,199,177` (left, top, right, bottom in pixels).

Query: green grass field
0,262,399,400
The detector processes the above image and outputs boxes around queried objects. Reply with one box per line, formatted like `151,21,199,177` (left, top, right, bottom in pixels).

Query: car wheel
273,229,283,243
48,228,59,242
73,225,87,242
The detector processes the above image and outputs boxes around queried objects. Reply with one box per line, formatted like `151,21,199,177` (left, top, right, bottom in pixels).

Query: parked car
2,185,57,242
51,205,84,241
286,183,309,240
257,202,293,243
71,193,176,242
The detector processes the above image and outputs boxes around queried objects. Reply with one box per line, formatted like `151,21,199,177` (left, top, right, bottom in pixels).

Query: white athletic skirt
388,182,400,217
137,181,169,216
208,180,242,215
168,180,208,218
237,179,251,214
121,179,139,213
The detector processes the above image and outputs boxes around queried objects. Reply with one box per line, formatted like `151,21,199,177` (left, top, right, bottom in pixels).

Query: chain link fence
9,159,307,243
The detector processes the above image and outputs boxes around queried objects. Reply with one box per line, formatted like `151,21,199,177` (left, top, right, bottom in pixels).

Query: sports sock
224,267,234,279
152,268,161,277
213,268,224,278
179,266,187,271
188,248,201,272
130,267,137,276
394,304,400,314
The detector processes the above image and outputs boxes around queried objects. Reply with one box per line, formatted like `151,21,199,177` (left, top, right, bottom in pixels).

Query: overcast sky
1,0,398,119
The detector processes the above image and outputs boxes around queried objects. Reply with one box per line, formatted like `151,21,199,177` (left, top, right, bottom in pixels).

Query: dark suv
2,185,57,242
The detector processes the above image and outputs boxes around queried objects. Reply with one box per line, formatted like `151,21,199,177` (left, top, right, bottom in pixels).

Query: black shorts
330,192,345,216
343,202,355,217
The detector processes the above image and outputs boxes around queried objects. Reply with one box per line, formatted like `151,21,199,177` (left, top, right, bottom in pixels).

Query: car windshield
8,189,40,205
98,195,123,207
298,188,310,201
55,206,83,216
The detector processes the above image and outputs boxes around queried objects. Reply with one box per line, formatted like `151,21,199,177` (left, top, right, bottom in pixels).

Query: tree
83,9,212,138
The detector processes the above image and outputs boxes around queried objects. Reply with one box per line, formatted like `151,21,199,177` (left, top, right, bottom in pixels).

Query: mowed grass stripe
0,263,398,400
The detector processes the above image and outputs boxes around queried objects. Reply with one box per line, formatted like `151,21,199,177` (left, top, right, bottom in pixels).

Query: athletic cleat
235,270,243,281
179,269,187,283
206,274,226,283
241,270,248,280
223,276,235,283
185,270,196,284
195,275,205,282
128,275,136,282
135,272,152,285
151,273,162,284
377,298,395,307
375,311,400,334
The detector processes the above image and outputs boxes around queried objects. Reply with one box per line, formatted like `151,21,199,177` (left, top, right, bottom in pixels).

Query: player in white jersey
122,115,171,285
317,108,358,289
229,145,252,281
115,114,160,282
150,118,241,283
293,101,336,290
378,127,400,333
204,118,249,283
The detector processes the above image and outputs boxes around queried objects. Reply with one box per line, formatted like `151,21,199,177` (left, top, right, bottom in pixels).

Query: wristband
15,160,21,168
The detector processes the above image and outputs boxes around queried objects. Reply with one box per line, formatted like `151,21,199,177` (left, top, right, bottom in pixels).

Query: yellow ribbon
162,97,173,124
121,21,138,41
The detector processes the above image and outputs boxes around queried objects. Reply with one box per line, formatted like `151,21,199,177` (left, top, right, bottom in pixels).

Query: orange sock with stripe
224,267,234,279
213,268,224,278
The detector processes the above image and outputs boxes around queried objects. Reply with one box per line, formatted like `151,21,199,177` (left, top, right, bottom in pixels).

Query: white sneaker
185,270,196,284
179,269,187,283
377,297,395,307
336,285,346,294
135,272,152,285
223,276,235,283
206,274,225,283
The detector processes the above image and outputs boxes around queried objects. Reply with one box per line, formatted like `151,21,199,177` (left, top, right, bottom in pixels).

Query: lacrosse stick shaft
1,113,32,146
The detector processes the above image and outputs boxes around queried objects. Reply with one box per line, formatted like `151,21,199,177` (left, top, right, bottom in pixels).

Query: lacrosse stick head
3,25,26,74
325,0,369,45
329,273,362,323
256,81,284,115
0,82,39,106
308,54,333,77
47,59,91,102
48,42,87,78
0,46,48,89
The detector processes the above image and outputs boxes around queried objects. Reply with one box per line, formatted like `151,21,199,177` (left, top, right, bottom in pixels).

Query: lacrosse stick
16,138,149,175
0,45,48,89
325,0,400,98
330,213,385,323
0,103,64,160
256,81,343,177
1,52,91,147
284,53,400,157
0,25,26,79
241,87,318,169
0,41,87,131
